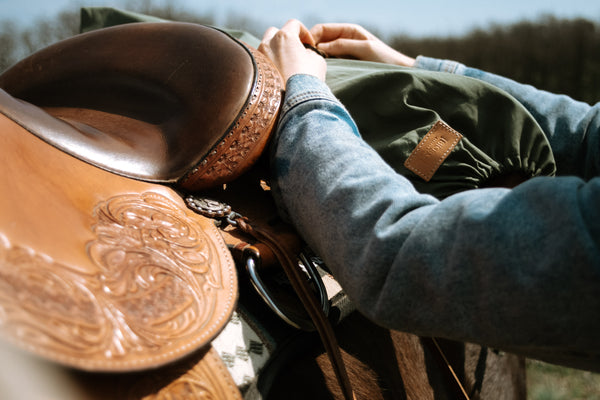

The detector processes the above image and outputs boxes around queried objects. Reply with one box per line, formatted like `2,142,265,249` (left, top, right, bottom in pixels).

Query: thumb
317,38,366,59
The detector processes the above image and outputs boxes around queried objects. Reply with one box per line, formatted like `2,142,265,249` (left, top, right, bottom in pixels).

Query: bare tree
0,21,18,71
391,16,600,103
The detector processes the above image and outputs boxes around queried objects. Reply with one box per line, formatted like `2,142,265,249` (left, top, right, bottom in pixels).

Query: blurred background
1,0,600,103
1,1,600,398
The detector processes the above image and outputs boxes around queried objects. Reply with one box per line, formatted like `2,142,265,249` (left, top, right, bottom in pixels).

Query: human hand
310,23,416,67
259,19,327,83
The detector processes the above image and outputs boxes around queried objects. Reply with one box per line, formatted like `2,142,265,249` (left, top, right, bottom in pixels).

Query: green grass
527,360,600,400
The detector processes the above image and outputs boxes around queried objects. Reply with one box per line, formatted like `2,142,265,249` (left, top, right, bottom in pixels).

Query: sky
1,0,600,38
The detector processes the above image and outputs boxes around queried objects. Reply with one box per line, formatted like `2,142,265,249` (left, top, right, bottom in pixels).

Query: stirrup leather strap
235,217,357,400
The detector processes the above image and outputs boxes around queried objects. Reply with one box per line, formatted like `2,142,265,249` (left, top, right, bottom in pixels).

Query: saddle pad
0,89,237,371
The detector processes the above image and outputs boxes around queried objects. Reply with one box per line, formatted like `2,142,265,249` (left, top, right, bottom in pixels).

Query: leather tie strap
235,217,357,400
423,337,471,400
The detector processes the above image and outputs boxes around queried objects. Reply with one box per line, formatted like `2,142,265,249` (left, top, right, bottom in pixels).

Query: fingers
258,26,278,58
258,19,327,83
265,21,415,67
315,37,366,59
310,23,370,44
282,19,316,47
261,26,278,43
261,19,315,47
309,23,376,59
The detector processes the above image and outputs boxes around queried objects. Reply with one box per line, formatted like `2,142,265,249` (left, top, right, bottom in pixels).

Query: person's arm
273,73,600,371
310,23,416,67
263,20,600,371
414,56,600,179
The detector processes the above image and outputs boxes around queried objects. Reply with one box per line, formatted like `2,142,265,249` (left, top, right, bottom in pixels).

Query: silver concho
185,196,232,219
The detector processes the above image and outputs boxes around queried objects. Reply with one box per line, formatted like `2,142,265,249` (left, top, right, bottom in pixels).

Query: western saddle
0,21,353,399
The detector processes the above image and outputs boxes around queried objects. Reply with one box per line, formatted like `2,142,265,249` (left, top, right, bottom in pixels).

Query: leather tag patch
404,120,462,182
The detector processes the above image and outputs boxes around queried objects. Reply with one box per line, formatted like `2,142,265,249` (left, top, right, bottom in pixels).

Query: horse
0,21,526,399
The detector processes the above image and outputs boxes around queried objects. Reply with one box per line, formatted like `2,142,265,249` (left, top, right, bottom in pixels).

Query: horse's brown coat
269,313,526,399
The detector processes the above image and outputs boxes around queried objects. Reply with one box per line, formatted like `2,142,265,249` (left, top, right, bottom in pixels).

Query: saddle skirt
0,88,240,372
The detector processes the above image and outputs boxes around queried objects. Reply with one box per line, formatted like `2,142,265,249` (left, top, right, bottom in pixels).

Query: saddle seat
0,22,283,190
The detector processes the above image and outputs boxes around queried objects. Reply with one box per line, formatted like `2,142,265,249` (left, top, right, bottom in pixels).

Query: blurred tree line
393,16,600,104
1,3,599,104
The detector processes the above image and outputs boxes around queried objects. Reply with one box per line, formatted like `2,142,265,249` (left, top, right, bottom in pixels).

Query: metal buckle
186,194,330,330
185,195,242,227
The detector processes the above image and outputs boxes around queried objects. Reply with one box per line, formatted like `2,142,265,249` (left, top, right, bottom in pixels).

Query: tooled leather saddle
0,21,306,399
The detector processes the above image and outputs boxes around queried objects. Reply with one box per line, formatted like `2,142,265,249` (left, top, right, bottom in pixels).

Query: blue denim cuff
415,56,469,75
282,74,339,115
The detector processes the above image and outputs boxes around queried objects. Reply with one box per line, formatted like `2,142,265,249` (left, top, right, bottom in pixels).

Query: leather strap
235,217,356,400
423,337,471,400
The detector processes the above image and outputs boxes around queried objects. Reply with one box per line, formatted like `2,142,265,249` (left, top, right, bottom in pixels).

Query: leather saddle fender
0,20,283,378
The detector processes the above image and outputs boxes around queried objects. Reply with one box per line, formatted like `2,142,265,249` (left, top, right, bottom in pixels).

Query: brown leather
0,22,283,190
237,218,357,400
0,339,242,399
404,120,463,182
0,93,238,372
193,172,356,399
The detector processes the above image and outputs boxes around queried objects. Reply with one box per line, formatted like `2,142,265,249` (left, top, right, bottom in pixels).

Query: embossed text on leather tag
404,120,462,182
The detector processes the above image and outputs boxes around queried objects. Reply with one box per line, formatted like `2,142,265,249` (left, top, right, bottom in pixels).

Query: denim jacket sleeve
270,73,600,371
415,56,600,179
